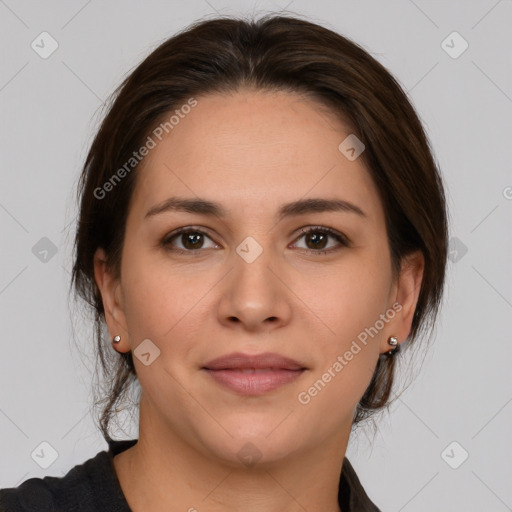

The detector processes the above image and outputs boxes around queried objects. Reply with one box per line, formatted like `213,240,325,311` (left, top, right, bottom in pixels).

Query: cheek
294,255,391,409
122,273,168,341
295,262,389,411
296,350,377,431
120,252,216,347
304,256,391,347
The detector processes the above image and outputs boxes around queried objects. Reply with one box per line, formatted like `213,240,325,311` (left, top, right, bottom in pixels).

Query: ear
93,248,130,353
380,250,425,355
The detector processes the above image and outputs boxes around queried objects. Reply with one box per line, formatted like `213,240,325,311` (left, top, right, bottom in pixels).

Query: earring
386,336,400,356
112,335,121,344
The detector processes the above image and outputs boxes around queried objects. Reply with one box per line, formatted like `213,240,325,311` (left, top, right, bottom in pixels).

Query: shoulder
0,440,136,512
0,475,59,512
340,457,382,512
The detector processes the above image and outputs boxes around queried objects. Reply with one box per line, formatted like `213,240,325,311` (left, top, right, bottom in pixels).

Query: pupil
184,233,202,249
307,232,326,249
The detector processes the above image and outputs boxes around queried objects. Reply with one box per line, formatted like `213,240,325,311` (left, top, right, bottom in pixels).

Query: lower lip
202,368,305,395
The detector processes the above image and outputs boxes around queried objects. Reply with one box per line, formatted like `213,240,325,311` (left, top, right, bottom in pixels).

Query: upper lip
203,352,306,371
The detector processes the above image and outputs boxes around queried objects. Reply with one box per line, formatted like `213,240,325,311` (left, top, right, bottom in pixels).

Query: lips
203,352,306,371
202,352,306,395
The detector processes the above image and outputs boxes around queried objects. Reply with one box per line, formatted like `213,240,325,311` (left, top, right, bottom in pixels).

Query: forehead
130,89,381,221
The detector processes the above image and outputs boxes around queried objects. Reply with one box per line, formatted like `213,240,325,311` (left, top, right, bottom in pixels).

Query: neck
113,396,350,512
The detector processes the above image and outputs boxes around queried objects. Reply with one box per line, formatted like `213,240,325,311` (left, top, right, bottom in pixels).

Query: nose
216,241,293,333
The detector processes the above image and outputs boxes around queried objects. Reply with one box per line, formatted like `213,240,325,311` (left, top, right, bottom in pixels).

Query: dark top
0,439,382,511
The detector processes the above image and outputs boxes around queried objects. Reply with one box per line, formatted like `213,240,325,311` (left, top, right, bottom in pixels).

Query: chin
194,419,306,470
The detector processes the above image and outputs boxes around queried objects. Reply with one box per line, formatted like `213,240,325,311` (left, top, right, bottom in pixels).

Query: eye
291,226,350,255
161,227,219,255
161,225,350,256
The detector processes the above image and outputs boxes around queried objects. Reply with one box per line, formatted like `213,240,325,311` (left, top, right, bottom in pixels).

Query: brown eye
304,231,328,250
162,228,218,254
179,232,204,250
293,226,350,255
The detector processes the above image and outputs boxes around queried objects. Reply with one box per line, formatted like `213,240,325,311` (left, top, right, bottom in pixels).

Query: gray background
1,0,511,510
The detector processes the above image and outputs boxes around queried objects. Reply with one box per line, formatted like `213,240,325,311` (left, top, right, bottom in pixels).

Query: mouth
202,352,307,395
202,368,306,395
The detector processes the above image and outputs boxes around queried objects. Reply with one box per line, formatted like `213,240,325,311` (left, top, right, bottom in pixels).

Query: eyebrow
144,196,366,221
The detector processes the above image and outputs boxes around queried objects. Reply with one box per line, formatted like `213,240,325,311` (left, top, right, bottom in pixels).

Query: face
95,89,423,468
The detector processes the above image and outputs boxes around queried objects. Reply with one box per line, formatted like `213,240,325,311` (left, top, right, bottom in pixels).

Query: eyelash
160,225,350,257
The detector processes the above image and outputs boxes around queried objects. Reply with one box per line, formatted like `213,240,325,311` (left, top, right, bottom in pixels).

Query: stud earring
387,336,400,356
112,335,121,344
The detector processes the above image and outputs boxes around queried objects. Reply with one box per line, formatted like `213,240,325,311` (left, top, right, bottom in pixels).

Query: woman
0,13,448,512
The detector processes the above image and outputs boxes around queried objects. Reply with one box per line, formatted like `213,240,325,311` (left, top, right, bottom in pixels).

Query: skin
94,88,424,512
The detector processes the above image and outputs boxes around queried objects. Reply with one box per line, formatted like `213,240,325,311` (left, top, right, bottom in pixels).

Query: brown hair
71,13,448,442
